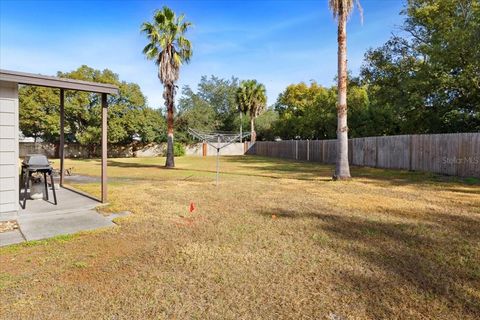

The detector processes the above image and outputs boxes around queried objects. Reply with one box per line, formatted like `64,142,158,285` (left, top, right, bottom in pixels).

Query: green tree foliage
19,86,60,143
19,65,165,154
198,76,241,131
136,108,167,143
235,80,267,142
274,82,336,139
173,142,186,156
273,81,369,140
362,0,480,133
254,109,279,141
176,76,240,140
272,0,478,141
176,85,217,143
177,75,277,142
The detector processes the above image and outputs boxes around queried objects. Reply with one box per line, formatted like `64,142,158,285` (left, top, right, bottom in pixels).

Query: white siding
0,113,14,125
0,81,19,215
0,151,15,164
0,125,14,138
0,138,15,151
0,177,15,189
0,203,16,213
0,164,16,178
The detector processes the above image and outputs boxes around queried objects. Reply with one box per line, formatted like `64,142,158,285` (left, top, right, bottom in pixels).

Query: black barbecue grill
20,154,57,208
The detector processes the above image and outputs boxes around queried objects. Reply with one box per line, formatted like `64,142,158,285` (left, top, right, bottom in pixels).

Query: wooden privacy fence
246,133,480,178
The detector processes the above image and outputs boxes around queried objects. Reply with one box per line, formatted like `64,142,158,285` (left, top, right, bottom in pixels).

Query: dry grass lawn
1,155,479,319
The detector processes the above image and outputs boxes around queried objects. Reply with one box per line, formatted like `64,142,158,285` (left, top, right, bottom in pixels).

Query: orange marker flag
189,202,196,213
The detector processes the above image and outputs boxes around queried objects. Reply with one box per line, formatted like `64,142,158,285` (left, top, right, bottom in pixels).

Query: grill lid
23,154,51,168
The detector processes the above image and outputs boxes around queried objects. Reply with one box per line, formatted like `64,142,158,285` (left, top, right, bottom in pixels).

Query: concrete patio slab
0,229,25,246
18,210,115,241
20,187,99,215
0,187,126,247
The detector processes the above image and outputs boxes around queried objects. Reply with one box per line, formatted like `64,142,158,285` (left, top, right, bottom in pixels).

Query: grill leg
43,172,49,201
20,169,24,191
50,173,57,205
23,170,29,209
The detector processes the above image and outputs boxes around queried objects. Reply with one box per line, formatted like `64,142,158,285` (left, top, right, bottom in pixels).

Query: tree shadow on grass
258,207,480,317
105,157,478,193
106,159,331,182
107,160,166,169
224,156,335,179
227,156,480,191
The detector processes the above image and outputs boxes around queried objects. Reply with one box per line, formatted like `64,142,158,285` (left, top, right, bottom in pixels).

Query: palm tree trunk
334,9,351,180
250,117,256,143
165,83,175,168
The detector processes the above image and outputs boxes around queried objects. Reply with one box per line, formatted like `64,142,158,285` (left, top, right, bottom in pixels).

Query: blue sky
0,0,405,108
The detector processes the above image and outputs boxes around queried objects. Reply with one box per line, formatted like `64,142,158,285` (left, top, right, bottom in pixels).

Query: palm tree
235,80,267,143
141,6,192,168
328,0,362,180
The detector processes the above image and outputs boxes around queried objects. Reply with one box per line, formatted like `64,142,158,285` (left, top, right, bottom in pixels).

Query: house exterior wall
0,81,19,217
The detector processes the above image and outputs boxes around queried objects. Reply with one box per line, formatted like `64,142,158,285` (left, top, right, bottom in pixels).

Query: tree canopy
175,76,242,142
19,65,166,152
361,0,480,133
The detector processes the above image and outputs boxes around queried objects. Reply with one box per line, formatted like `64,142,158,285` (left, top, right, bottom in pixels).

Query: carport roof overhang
0,69,119,95
0,68,117,204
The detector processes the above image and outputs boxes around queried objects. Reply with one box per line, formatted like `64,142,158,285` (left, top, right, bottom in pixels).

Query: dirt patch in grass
1,156,479,319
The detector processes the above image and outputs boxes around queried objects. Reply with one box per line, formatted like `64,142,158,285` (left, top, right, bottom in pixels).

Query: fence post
308,140,311,161
362,138,366,166
409,135,413,171
321,140,325,163
295,139,298,160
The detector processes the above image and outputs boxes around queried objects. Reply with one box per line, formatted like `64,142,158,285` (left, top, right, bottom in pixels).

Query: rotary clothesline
188,128,251,185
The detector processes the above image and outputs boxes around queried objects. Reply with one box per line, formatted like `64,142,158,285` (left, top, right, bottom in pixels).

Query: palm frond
141,6,192,85
235,80,267,117
172,52,182,67
177,36,191,50
179,21,192,34
142,43,159,61
177,14,185,25
328,0,356,20
162,6,175,21
140,22,154,34
355,0,364,24
153,10,166,26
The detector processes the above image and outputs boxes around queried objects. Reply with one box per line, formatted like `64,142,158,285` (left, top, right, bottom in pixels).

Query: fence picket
249,133,480,178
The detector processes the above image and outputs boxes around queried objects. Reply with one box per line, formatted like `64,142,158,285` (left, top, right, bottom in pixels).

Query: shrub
173,142,186,157
161,142,186,157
